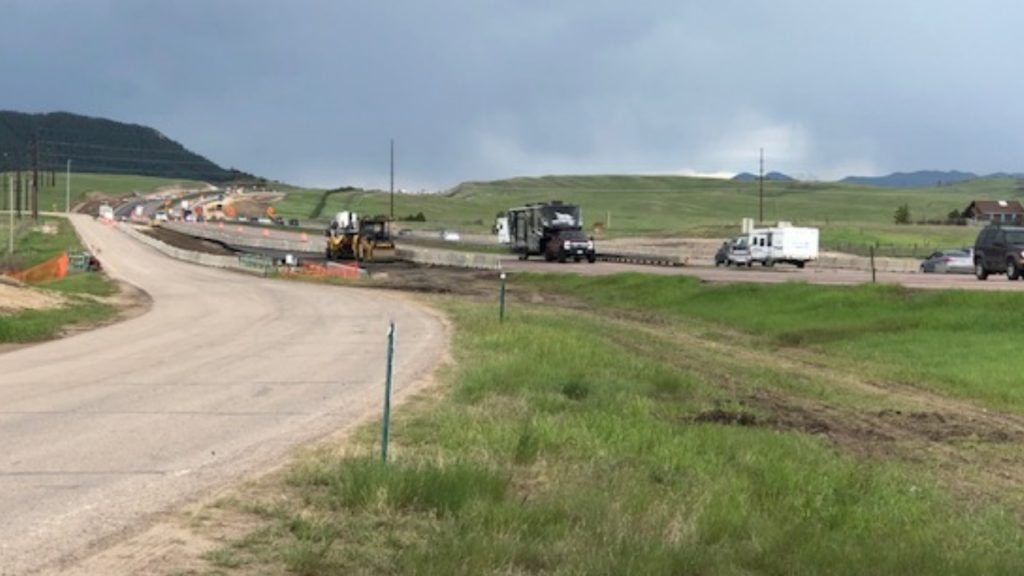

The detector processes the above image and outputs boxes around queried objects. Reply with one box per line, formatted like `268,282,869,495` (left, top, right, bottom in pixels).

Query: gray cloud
2,0,1021,188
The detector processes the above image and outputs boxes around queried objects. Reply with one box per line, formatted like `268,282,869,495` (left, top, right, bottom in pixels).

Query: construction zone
324,211,397,263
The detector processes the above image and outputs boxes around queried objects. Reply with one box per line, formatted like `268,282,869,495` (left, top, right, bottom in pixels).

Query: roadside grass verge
199,298,1024,575
0,216,119,343
525,273,1024,413
0,296,116,342
0,217,82,270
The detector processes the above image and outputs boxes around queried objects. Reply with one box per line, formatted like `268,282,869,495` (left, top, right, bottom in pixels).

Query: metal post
381,321,396,463
870,245,876,283
65,159,71,213
499,272,507,322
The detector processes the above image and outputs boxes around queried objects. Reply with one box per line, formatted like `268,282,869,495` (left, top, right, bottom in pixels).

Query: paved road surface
0,216,444,575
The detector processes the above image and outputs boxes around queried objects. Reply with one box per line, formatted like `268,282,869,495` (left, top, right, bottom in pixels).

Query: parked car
973,225,1024,280
288,218,300,227
919,249,973,274
440,230,461,242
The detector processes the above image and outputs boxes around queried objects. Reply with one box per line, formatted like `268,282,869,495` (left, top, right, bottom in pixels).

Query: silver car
920,248,973,274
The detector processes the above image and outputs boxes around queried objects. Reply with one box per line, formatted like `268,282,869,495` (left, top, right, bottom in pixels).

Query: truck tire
587,254,596,263
1008,258,1020,280
975,259,988,280
796,261,805,269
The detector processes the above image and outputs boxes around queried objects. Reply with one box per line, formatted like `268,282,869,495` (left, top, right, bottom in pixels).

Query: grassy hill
274,175,1024,255
0,111,234,182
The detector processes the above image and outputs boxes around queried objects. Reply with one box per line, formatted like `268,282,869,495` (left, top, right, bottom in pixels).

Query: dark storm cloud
2,0,1020,188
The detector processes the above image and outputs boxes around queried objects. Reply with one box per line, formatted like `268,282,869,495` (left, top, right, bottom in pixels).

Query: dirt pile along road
0,215,445,575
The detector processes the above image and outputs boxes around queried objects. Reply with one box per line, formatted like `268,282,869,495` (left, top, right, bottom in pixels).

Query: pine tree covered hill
0,111,242,182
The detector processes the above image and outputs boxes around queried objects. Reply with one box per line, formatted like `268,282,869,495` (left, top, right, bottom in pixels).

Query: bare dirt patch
0,276,65,313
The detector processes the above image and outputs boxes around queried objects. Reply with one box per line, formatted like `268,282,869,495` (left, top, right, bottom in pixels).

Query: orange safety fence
9,252,69,283
282,262,361,279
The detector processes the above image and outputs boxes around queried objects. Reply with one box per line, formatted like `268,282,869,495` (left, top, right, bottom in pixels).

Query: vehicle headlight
587,240,594,250
564,241,571,249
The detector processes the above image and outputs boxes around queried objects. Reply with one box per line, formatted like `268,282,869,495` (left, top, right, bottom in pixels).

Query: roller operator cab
507,201,596,263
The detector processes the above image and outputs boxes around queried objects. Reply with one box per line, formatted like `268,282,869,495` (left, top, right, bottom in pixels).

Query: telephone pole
389,138,395,220
66,159,72,213
758,148,765,224
31,132,39,221
8,175,13,254
15,165,21,219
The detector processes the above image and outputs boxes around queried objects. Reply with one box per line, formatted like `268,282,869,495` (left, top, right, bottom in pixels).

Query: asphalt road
0,216,445,575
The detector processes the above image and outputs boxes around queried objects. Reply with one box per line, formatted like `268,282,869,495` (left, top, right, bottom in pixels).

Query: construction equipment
325,212,397,262
507,201,596,263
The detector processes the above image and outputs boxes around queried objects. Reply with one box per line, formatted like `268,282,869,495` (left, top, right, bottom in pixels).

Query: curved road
0,215,445,575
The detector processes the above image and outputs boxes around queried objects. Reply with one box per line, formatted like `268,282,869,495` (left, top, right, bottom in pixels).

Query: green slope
275,175,1021,254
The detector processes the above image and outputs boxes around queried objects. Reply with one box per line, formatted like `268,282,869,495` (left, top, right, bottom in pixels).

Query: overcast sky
2,1,1021,189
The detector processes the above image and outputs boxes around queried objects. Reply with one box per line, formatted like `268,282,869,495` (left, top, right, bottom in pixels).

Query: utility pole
15,165,21,219
66,159,71,213
758,147,765,224
7,175,13,254
389,138,395,220
31,132,39,222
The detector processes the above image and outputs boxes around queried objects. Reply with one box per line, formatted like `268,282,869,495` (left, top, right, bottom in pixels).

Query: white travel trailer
729,223,819,268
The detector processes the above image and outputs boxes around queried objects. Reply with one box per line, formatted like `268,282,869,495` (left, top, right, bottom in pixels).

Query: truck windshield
1006,231,1024,244
541,206,580,228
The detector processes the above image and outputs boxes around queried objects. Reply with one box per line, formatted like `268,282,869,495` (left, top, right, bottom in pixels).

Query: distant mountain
0,111,240,182
840,170,978,187
731,171,795,182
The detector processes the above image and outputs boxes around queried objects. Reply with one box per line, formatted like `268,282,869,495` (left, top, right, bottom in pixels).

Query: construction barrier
280,261,364,280
8,252,69,283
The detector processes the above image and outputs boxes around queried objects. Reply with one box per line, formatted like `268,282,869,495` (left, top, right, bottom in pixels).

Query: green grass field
273,175,1013,255
196,276,1024,575
0,171,206,215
